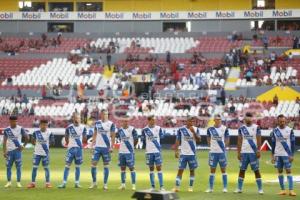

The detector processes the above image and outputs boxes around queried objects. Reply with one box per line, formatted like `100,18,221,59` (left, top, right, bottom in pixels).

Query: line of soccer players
2,110,296,196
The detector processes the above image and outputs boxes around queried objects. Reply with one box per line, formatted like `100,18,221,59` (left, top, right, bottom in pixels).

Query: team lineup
2,110,297,197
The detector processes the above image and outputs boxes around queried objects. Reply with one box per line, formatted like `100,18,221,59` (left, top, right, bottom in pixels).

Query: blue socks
31,167,38,183
150,172,155,188
278,174,285,190
209,174,215,190
91,166,97,183
75,166,80,184
130,171,136,185
158,171,163,188
256,178,263,191
189,176,195,187
222,173,228,189
44,167,50,183
175,176,182,187
121,171,126,184
7,167,12,182
63,166,70,183
104,167,109,185
16,166,21,182
287,175,293,190
238,177,244,190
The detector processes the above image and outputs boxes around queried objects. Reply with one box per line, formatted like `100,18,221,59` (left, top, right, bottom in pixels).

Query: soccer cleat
172,187,179,192
27,183,36,189
234,189,243,193
289,190,297,196
118,184,126,190
103,184,108,191
89,183,97,189
74,183,82,188
16,182,22,188
223,188,228,193
188,187,193,192
57,183,66,189
45,183,52,188
160,187,166,191
132,184,136,191
205,189,213,193
4,182,12,188
258,189,264,195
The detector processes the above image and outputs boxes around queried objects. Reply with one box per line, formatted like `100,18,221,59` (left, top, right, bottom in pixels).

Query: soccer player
89,109,116,190
141,115,165,191
58,113,87,188
116,118,138,191
206,114,229,193
235,112,263,194
271,115,296,196
3,115,29,188
27,119,55,189
173,116,201,192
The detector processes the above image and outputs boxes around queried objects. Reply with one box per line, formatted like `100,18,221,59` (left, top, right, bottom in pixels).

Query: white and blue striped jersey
238,124,261,153
116,126,138,154
65,123,87,149
141,125,164,154
177,126,200,156
4,125,26,151
33,130,54,156
94,120,116,148
207,125,229,153
271,126,295,157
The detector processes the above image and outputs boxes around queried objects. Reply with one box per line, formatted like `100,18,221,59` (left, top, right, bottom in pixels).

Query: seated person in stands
245,69,253,82
126,53,134,62
273,95,279,106
133,54,140,61
136,40,141,48
130,40,136,48
296,97,300,104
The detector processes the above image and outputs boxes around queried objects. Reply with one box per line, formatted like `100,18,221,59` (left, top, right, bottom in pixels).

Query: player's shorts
179,155,198,170
146,153,162,166
33,154,49,167
240,153,259,171
65,147,83,165
275,156,292,169
209,153,227,168
118,153,135,168
92,147,111,164
6,149,22,168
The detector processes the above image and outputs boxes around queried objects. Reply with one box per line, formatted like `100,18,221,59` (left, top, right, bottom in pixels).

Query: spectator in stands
293,36,299,49
0,70,5,80
245,69,253,82
262,35,269,49
33,118,40,128
136,40,141,48
269,51,277,64
57,33,62,45
107,49,112,70
41,33,47,43
21,94,29,104
273,94,279,106
29,106,35,115
296,97,300,104
81,105,88,124
98,56,103,67
166,51,171,64
220,88,226,105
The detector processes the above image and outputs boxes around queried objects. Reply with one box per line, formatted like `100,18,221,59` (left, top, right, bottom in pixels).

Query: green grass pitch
0,149,299,200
